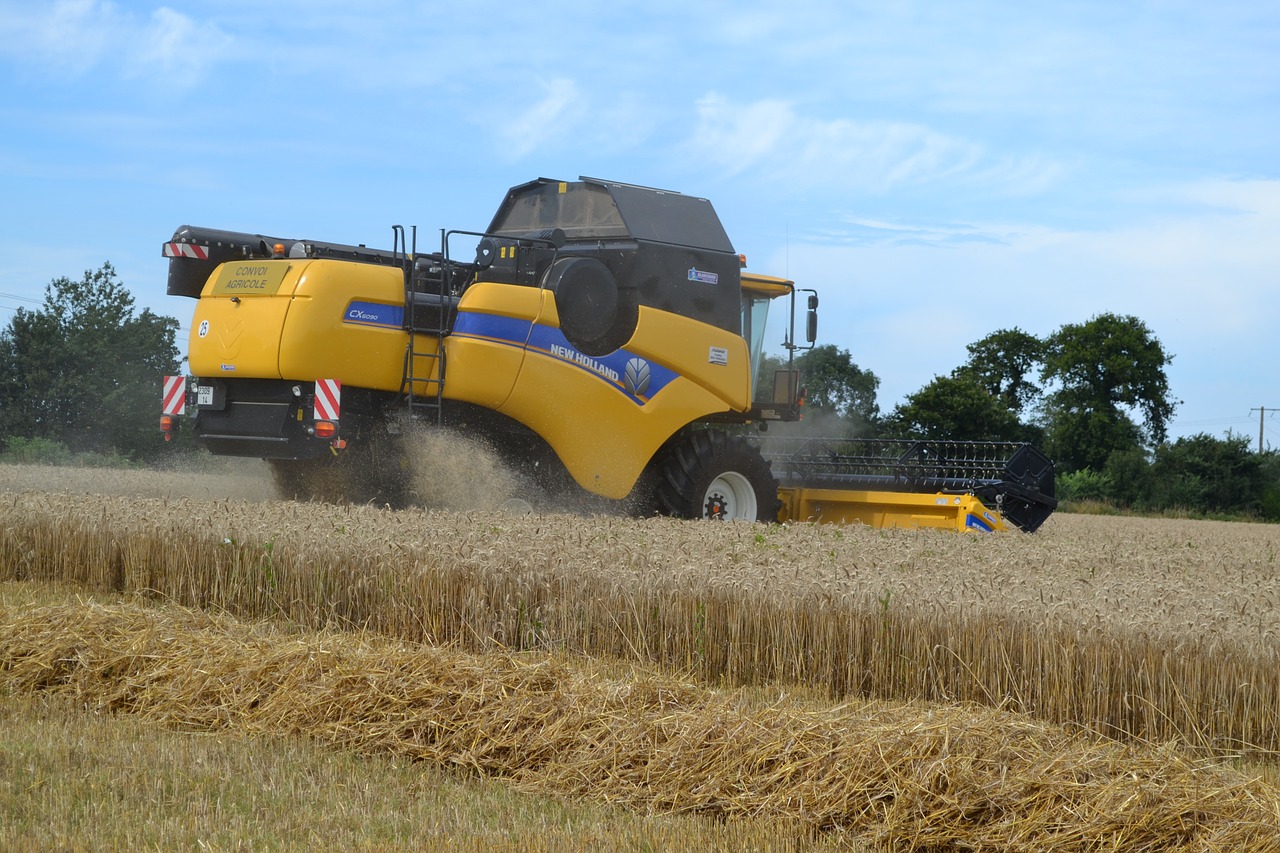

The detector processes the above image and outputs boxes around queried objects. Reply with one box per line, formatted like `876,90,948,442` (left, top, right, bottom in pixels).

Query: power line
1250,407,1278,453
1174,415,1253,427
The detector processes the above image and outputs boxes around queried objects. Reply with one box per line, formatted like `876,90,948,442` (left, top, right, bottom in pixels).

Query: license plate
197,385,215,406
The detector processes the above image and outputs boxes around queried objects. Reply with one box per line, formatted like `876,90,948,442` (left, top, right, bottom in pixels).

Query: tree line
764,316,1279,520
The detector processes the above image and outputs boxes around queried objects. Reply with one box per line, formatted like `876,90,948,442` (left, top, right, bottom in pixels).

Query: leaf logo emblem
624,357,651,397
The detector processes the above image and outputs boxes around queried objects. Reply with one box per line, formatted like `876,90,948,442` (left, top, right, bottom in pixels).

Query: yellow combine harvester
160,177,1055,532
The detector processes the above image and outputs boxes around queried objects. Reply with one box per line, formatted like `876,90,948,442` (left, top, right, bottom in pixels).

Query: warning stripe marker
314,379,340,421
163,242,210,260
162,375,186,416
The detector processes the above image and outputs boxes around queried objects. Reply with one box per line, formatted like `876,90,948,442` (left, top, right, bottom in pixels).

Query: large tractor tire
656,431,780,522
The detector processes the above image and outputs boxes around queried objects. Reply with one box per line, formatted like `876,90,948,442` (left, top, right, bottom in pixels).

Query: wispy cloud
684,93,1061,196
0,1,229,85
828,216,1032,249
126,7,230,82
0,0,114,74
495,77,584,161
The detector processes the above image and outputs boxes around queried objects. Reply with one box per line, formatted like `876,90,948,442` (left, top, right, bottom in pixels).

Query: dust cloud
397,426,528,512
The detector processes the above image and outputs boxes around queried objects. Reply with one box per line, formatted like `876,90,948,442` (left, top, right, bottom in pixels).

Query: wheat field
3,461,1280,847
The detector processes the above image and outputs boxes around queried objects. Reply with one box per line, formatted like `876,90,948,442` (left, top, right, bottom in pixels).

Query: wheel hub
701,471,757,521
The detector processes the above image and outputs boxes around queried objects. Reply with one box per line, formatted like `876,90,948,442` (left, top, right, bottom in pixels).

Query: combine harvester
159,177,1056,532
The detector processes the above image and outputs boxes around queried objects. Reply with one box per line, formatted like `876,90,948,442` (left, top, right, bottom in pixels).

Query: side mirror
803,290,819,344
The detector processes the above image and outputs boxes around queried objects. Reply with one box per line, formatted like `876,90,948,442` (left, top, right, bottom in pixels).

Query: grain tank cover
486,177,743,335
487,177,735,252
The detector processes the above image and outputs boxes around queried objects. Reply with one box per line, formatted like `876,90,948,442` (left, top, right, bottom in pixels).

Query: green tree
1101,447,1152,508
886,374,1029,442
1039,388,1144,473
955,327,1045,416
793,344,880,429
1040,313,1176,471
1259,452,1280,521
1147,432,1266,515
0,263,180,460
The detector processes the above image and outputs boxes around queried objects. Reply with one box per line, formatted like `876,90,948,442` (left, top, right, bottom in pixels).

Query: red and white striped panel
313,379,340,421
162,375,186,416
163,242,209,260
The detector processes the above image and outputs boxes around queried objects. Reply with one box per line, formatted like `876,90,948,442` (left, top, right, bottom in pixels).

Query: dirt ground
0,458,279,503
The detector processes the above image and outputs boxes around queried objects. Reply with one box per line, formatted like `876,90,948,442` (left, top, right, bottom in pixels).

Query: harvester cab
468,177,744,358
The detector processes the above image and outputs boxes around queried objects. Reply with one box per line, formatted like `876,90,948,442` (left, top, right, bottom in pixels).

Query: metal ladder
396,226,449,426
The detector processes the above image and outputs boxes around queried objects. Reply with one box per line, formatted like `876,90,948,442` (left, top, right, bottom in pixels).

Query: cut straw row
2,599,1279,850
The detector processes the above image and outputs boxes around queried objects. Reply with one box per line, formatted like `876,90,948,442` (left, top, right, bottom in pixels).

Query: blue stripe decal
452,311,534,349
343,301,404,328
452,310,679,405
965,513,994,532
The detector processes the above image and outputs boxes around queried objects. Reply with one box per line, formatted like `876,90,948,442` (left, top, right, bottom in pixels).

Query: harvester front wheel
657,431,779,522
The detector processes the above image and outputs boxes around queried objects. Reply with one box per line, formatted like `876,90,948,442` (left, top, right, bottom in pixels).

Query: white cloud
0,1,228,85
126,7,229,81
0,0,114,73
496,77,584,161
684,93,1061,196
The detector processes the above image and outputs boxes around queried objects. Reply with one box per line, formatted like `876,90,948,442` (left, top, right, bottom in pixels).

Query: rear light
314,420,337,438
160,415,174,430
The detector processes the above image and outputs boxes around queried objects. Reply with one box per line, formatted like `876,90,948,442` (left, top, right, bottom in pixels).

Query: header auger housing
160,177,1056,532
769,438,1057,532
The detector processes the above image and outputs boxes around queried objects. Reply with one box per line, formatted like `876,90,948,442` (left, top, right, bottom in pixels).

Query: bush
2,436,72,465
1148,433,1264,516
1103,448,1151,508
1,436,135,468
1056,469,1113,503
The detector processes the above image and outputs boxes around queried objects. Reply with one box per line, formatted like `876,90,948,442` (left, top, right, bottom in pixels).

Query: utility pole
1250,407,1276,453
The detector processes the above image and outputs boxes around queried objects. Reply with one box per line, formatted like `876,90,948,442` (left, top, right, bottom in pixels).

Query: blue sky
1,1,1277,444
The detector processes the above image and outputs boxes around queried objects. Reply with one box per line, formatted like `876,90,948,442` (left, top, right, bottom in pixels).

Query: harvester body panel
442,282,539,408
188,260,294,380
489,303,751,498
282,262,419,391
189,259,426,393
445,284,752,498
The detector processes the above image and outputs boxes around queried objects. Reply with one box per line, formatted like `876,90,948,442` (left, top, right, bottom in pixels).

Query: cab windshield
741,294,773,399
